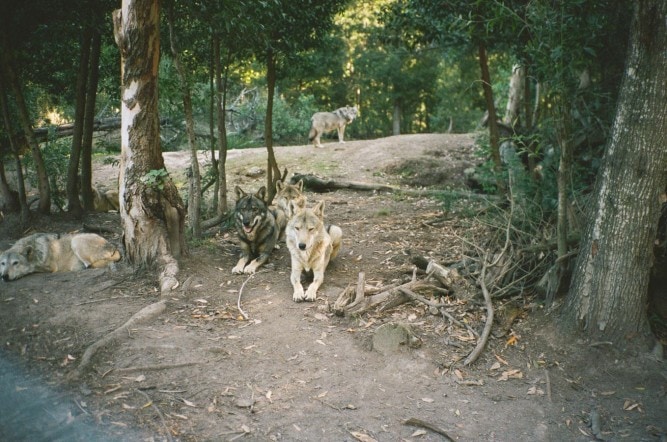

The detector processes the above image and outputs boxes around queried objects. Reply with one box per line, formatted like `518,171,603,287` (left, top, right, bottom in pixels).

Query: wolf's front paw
304,287,318,302
292,287,305,302
231,264,245,274
243,262,259,274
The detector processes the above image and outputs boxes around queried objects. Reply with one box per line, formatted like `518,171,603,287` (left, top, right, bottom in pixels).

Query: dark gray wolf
286,201,342,302
0,233,121,281
308,105,358,148
232,186,285,274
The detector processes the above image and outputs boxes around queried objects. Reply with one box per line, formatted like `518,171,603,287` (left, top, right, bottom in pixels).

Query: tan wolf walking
286,201,342,302
0,233,121,281
308,105,358,148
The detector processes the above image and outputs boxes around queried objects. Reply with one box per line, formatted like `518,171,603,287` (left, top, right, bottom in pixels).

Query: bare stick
403,418,454,441
544,368,552,402
114,362,199,373
237,270,266,320
76,295,141,306
134,388,174,442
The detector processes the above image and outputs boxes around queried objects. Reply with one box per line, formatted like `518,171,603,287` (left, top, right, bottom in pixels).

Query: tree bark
66,27,92,217
81,30,102,212
113,0,186,293
561,0,667,347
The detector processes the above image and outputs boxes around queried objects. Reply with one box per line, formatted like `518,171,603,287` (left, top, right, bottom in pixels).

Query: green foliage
141,168,170,191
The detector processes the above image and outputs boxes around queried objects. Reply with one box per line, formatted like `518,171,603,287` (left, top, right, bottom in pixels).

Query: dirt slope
0,134,665,442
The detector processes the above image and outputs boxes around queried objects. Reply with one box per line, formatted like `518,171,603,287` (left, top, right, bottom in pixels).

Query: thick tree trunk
167,4,201,238
113,0,186,293
0,29,51,213
214,35,228,216
561,0,667,347
81,30,102,212
264,48,282,204
66,28,92,217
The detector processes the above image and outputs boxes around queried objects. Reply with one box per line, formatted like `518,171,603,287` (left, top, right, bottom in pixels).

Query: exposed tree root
70,300,167,379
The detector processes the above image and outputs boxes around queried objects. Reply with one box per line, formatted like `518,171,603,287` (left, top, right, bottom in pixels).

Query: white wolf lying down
308,105,358,148
0,233,121,281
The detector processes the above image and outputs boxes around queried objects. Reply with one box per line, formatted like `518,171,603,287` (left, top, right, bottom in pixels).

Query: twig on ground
114,362,199,373
544,368,552,402
134,388,173,442
237,270,267,320
403,418,454,441
76,295,141,306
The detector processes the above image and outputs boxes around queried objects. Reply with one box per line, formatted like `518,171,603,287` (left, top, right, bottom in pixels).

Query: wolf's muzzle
298,243,307,250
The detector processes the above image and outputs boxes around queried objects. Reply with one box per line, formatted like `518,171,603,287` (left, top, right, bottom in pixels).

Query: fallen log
290,173,495,201
290,173,399,193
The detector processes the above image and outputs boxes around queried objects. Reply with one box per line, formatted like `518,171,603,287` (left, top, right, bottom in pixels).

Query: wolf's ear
313,201,325,218
256,186,267,201
235,186,246,200
296,179,304,192
24,245,34,260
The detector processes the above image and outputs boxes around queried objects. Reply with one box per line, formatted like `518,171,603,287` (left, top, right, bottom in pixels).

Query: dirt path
0,134,665,441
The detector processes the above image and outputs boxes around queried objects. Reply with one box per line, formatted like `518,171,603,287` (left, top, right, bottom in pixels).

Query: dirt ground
0,133,665,442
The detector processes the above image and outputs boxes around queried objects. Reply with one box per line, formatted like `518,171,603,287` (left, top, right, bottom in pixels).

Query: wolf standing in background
0,233,121,281
232,186,285,274
286,201,342,302
308,105,358,148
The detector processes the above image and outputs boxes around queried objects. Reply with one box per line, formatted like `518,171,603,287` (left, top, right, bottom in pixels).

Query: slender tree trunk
264,48,281,203
167,3,201,238
0,75,29,223
113,0,186,293
551,102,572,306
0,75,19,213
0,29,50,213
477,42,502,175
561,0,667,347
66,28,92,217
208,36,218,215
392,99,401,136
215,35,227,215
81,30,102,212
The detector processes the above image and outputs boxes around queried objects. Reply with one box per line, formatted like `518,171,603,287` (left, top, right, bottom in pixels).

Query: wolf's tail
308,126,317,142
326,225,343,260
